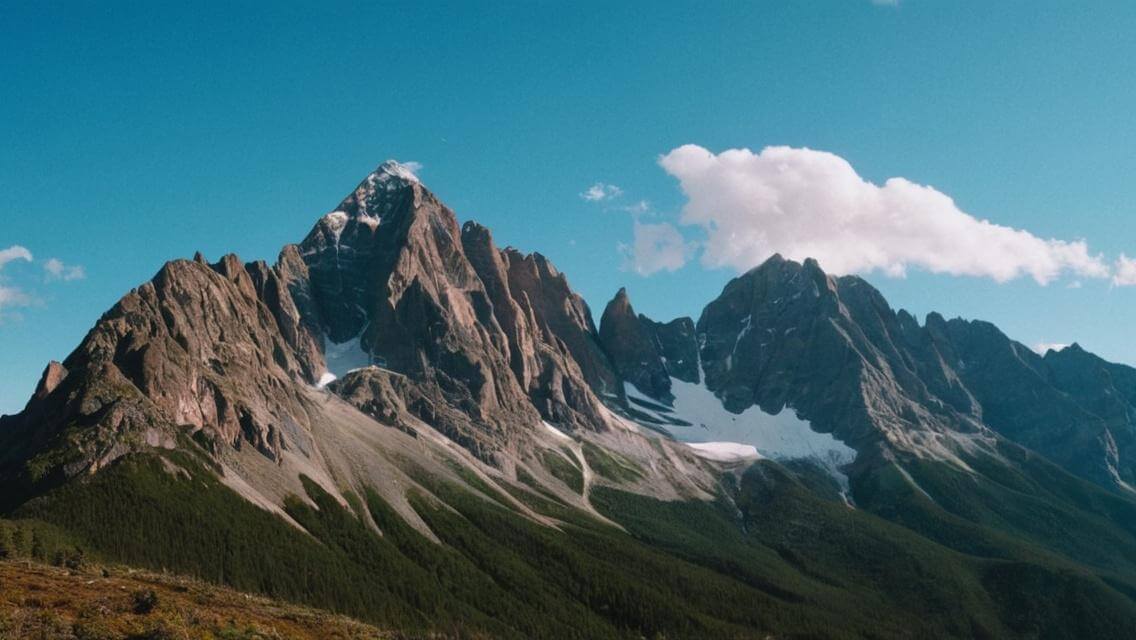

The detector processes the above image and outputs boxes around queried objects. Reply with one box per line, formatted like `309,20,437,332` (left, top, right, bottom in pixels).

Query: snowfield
686,441,761,461
625,379,856,487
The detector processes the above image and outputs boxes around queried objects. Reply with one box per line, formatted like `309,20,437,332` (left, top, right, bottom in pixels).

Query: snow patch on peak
372,160,421,186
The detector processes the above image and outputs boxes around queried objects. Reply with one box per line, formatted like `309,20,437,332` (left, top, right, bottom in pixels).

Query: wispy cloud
0,245,86,320
656,144,1111,284
0,245,32,269
0,285,32,310
618,199,651,215
44,257,86,282
0,245,34,318
580,182,623,202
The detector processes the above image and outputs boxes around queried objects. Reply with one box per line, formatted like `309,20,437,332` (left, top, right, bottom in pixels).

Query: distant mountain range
4,161,1136,638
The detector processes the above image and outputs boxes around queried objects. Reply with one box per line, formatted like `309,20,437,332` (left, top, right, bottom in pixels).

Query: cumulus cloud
580,182,623,202
620,222,692,276
1113,254,1136,287
657,145,1111,284
1032,342,1069,355
44,257,86,281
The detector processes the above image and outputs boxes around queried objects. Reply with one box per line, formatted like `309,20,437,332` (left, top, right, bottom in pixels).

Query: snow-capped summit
369,159,421,186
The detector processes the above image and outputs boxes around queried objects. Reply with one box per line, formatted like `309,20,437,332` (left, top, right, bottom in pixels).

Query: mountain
5,162,1136,638
601,253,1136,495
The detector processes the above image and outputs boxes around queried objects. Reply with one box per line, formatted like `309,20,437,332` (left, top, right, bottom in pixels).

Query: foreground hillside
0,559,389,640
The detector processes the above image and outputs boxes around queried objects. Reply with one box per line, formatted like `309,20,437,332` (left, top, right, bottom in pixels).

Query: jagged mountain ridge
5,159,1136,501
0,161,715,522
601,253,1136,494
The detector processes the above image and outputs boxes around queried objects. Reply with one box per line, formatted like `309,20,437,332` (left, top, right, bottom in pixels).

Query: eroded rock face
461,222,610,432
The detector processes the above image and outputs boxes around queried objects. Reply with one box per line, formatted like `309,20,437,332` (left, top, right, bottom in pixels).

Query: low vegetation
0,559,389,639
540,450,584,494
581,442,643,483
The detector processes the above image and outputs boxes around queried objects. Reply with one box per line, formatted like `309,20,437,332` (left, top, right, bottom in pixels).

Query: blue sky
4,1,1136,414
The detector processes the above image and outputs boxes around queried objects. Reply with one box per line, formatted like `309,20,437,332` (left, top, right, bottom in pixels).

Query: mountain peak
370,159,421,186
328,160,422,224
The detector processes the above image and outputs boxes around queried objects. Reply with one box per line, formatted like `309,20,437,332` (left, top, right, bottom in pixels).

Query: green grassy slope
8,449,1136,639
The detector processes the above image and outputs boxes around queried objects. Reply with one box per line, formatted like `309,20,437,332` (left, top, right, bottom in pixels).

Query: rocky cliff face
928,322,1136,489
0,253,324,508
461,223,612,432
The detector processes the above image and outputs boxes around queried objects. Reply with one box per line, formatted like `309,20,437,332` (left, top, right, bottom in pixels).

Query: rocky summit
6,162,1136,638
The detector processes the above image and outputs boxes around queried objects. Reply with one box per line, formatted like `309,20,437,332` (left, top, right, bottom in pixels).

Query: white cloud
44,257,86,281
621,222,692,276
657,145,1111,284
580,182,623,202
1113,254,1136,287
1032,342,1069,355
401,161,423,176
0,245,32,269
